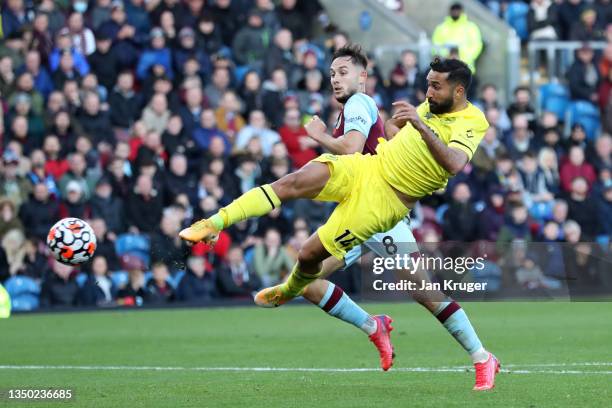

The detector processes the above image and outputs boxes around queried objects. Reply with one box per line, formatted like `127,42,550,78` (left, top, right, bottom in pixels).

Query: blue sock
318,282,375,334
435,301,486,361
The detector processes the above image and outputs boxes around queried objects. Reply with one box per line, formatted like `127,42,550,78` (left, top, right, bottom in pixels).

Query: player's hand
305,115,327,141
391,101,424,130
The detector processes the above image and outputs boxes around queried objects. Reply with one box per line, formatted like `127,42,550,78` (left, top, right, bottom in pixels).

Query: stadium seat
115,234,150,266
171,270,186,288
539,83,570,119
10,294,40,312
4,276,41,297
75,273,88,288
566,101,601,140
504,2,529,41
143,271,153,285
111,271,129,288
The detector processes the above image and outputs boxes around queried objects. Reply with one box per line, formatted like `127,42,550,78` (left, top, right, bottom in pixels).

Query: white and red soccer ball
47,218,97,265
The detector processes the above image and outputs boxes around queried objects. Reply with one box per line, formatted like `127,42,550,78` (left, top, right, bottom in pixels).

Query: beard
335,92,351,104
428,97,454,114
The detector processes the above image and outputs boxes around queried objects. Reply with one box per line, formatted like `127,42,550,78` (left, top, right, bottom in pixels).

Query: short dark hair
332,44,368,69
429,56,472,90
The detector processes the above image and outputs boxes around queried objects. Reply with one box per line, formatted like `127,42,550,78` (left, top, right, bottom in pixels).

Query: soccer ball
47,218,97,265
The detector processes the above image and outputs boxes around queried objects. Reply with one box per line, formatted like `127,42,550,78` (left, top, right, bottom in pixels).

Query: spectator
506,86,536,129
0,229,26,279
209,0,242,46
91,0,113,30
278,107,318,169
108,70,142,129
0,150,31,209
252,228,294,286
527,0,558,41
173,27,211,82
10,72,45,116
175,0,206,29
58,152,98,200
560,146,597,192
264,28,295,78
232,9,270,71
557,0,585,40
19,50,53,99
215,90,246,142
140,92,170,134
125,0,151,37
177,254,217,302
78,255,116,306
162,153,195,205
204,67,231,109
537,147,561,196
76,92,114,148
49,28,90,77
150,209,187,269
519,151,554,217
597,185,612,237
478,188,506,241
99,1,145,69
178,86,204,137
18,183,57,240
598,63,612,112
40,261,79,308
191,109,230,153
217,245,261,297
239,71,264,117
473,127,507,174
235,110,281,156
162,115,191,157
58,180,91,219
566,44,601,104
497,203,533,253
506,115,535,160
442,182,479,241
1,0,31,38
136,27,172,81
66,11,97,57
195,15,224,57
90,178,125,234
277,0,307,40
432,3,483,73
565,177,599,239
0,199,24,240
89,218,121,271
125,174,163,234
262,68,289,128
117,254,148,305
145,261,175,304
569,8,605,42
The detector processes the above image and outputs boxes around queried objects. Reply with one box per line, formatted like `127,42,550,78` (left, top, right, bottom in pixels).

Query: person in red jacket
278,108,318,169
560,145,597,192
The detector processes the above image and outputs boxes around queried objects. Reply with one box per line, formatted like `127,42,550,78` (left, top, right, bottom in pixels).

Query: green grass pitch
1,302,611,407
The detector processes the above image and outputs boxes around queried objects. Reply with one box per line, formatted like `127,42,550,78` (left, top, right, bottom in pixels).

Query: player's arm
392,101,468,175
304,115,366,155
384,117,402,140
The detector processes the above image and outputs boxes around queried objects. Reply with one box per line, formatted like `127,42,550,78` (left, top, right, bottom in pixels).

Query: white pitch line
0,365,611,375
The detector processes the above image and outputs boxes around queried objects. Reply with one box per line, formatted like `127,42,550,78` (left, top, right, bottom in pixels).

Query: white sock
360,316,378,335
470,347,489,364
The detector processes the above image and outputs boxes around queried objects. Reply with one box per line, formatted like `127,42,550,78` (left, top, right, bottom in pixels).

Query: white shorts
344,217,419,267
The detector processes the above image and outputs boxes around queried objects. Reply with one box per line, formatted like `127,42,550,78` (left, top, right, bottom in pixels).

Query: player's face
426,71,457,114
330,57,365,104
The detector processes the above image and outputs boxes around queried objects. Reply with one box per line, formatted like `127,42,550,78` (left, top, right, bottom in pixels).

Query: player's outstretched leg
179,162,330,244
417,295,500,390
303,276,395,371
254,232,330,307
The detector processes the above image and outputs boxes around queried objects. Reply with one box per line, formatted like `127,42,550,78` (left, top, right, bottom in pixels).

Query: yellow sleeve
447,118,488,161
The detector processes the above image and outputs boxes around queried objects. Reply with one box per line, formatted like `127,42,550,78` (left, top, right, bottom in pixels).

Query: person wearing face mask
432,3,483,74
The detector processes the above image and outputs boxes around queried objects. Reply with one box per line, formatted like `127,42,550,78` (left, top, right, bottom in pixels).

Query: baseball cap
66,180,82,193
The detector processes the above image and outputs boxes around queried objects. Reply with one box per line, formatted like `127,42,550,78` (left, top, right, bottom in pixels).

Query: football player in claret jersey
180,49,500,390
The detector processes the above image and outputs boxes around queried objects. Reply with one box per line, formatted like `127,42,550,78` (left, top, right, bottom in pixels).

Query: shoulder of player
345,93,376,110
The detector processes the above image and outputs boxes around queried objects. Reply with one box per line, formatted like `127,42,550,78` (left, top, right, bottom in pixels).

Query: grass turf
0,302,611,407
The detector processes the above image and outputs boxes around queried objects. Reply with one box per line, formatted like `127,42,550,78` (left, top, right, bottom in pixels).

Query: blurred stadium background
1,0,610,311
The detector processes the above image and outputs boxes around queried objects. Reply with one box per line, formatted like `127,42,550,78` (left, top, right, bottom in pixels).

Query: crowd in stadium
0,0,610,309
